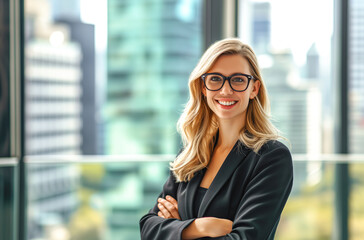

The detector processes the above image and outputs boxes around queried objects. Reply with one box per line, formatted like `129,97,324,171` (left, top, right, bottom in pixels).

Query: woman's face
202,54,260,124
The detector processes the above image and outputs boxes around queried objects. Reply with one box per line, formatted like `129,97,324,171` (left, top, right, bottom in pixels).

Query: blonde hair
170,38,280,182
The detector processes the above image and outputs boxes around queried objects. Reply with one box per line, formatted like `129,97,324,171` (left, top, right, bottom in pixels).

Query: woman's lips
215,100,238,109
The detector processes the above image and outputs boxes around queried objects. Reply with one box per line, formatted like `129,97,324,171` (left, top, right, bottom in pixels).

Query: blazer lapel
198,141,250,217
179,168,205,219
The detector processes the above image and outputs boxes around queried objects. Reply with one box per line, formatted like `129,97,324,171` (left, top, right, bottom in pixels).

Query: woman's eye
232,77,245,83
211,76,222,82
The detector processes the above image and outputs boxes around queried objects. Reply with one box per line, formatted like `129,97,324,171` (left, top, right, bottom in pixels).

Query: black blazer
140,140,293,240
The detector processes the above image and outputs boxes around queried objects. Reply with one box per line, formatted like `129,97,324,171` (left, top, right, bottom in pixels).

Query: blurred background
1,0,364,239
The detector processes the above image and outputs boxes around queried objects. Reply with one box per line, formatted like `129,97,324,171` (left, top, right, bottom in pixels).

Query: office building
106,0,202,155
25,0,85,238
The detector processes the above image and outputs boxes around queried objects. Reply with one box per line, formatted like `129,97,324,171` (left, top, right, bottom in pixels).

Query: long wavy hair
170,38,280,182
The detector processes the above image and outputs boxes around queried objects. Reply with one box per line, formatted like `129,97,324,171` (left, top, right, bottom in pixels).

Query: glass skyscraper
106,0,202,155
103,1,203,238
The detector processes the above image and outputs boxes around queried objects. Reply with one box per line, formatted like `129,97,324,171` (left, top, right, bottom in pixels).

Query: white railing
21,154,364,164
0,157,18,166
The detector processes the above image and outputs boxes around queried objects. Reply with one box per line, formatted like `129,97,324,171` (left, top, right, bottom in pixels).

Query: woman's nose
220,80,234,95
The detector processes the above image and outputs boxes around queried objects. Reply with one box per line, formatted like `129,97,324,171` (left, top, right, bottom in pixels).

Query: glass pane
26,159,170,240
106,0,202,154
0,165,17,240
349,0,364,153
26,159,349,240
349,1,364,239
238,0,335,239
239,0,334,154
276,161,334,239
0,0,11,156
350,163,364,240
24,0,203,156
24,1,203,240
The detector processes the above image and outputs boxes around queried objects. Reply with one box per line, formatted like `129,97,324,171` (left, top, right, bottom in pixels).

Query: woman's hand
157,195,181,220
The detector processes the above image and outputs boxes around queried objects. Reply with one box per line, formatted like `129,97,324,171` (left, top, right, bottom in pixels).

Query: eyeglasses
201,72,254,92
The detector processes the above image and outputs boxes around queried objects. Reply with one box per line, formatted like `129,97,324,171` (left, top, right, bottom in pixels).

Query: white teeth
218,101,236,106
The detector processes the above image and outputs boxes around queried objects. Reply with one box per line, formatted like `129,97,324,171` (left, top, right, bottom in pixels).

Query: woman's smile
215,99,238,109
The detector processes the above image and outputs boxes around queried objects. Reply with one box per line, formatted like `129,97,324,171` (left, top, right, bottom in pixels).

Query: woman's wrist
182,217,209,240
182,217,233,239
182,218,207,239
194,218,209,236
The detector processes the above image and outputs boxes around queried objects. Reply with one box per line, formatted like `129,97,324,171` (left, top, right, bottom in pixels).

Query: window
24,0,202,239
239,0,336,238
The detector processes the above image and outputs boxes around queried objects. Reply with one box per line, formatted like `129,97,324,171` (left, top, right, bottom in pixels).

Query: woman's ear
250,80,261,99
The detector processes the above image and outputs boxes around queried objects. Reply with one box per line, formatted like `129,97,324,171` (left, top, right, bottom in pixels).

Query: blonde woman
140,38,293,240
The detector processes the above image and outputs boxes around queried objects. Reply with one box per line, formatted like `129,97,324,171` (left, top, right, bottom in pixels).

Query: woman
139,38,293,240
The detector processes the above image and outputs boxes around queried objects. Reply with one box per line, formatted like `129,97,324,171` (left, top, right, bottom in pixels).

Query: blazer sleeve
210,142,293,240
139,170,195,240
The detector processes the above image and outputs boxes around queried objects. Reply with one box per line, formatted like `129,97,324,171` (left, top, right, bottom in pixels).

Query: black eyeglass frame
201,72,255,92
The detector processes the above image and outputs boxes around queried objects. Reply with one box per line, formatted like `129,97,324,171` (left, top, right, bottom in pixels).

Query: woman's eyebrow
230,72,246,75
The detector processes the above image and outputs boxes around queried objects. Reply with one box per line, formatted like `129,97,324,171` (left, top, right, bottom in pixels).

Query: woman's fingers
157,211,165,218
166,195,178,209
157,197,181,220
158,202,171,218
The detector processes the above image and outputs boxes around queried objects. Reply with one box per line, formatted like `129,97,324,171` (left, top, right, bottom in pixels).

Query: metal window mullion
203,0,224,49
333,0,350,239
234,0,239,37
14,0,27,239
9,0,22,239
203,0,238,50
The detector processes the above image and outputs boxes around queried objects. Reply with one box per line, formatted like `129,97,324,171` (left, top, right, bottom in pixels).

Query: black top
193,186,208,217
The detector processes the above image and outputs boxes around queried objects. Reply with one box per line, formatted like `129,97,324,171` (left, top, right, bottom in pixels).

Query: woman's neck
216,118,245,150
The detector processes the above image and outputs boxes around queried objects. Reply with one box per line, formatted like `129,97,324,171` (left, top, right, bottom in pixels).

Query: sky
239,0,333,66
269,0,333,65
